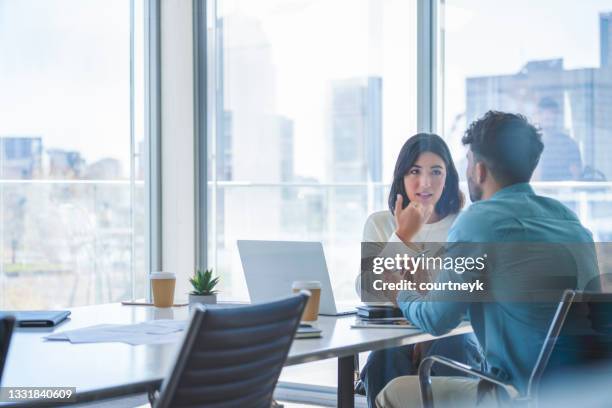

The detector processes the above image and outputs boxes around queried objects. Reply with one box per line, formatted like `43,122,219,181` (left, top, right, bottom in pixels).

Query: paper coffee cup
150,272,176,308
292,281,322,322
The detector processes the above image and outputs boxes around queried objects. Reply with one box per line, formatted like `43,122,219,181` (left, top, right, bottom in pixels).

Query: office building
84,158,122,180
328,76,383,236
329,77,383,185
0,136,43,179
47,148,85,179
466,14,612,180
601,12,612,68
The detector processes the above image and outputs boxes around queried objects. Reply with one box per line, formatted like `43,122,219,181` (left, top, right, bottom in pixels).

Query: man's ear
475,161,487,184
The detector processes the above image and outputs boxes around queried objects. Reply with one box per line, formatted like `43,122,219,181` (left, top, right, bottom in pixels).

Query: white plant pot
189,293,217,305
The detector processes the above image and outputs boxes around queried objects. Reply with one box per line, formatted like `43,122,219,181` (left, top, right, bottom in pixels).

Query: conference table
1,303,472,407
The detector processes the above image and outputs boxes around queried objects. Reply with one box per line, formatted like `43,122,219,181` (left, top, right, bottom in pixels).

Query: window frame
194,0,439,274
145,0,163,300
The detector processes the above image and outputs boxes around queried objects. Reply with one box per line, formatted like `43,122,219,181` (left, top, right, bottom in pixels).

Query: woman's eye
432,169,442,176
409,169,419,175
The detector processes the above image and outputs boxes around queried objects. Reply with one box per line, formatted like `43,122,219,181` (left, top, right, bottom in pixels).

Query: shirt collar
490,182,534,200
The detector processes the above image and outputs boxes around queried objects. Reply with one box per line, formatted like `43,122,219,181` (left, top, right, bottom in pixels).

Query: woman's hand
394,194,434,244
381,268,414,306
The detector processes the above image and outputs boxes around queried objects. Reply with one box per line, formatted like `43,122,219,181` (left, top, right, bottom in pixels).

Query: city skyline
1,135,135,180
3,1,612,183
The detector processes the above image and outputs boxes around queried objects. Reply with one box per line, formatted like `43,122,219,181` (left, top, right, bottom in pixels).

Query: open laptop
237,240,355,316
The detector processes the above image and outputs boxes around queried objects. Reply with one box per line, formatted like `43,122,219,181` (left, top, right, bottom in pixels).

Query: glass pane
443,0,612,241
0,0,147,308
208,0,418,302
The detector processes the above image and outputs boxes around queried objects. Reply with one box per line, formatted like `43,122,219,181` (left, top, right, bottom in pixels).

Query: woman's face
403,151,447,206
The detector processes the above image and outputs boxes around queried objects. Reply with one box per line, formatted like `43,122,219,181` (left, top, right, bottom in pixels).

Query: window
442,0,612,240
206,0,418,303
0,0,148,308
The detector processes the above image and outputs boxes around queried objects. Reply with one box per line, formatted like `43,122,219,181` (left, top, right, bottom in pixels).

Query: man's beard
467,175,483,202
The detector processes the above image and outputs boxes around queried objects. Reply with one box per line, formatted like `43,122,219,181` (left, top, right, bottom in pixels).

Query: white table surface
1,303,472,405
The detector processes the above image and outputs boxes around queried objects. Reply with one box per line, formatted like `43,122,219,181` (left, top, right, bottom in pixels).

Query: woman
357,133,484,408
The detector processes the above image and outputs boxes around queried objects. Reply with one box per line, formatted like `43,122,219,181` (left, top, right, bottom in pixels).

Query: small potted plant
189,269,219,305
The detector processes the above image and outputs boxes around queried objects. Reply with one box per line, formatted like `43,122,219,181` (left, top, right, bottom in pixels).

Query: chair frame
418,289,590,408
0,315,16,384
151,303,209,408
151,293,308,408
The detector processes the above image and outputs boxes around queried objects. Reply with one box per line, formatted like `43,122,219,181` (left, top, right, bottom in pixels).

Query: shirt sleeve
357,213,421,299
356,214,386,296
397,257,472,336
379,232,421,258
397,210,484,336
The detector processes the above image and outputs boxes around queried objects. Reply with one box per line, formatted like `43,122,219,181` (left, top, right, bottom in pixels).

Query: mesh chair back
0,316,15,385
528,290,612,398
155,293,308,408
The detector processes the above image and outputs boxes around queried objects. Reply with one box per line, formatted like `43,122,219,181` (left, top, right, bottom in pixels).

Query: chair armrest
148,389,159,407
418,355,518,408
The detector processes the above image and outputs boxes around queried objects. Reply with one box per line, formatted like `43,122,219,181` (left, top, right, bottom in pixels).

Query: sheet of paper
44,320,189,345
45,324,117,341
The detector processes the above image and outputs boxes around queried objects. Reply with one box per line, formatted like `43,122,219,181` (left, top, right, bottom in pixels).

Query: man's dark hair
389,133,463,218
462,111,544,186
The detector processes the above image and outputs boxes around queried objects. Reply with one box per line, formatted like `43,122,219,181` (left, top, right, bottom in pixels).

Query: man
535,97,582,181
376,111,599,408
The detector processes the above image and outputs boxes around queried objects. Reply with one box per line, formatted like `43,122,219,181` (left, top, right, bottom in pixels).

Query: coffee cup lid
150,272,175,280
292,280,321,289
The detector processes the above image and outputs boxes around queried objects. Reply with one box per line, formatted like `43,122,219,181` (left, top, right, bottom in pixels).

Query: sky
0,0,144,176
1,0,611,181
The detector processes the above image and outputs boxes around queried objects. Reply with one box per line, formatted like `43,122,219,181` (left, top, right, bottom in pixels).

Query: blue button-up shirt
397,183,599,394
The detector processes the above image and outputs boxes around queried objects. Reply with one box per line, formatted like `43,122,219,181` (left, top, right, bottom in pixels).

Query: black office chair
418,290,612,408
0,315,16,385
151,292,309,408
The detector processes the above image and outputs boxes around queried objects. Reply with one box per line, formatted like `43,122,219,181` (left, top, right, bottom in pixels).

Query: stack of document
45,320,187,345
351,317,415,329
356,305,403,319
295,324,322,339
352,305,414,329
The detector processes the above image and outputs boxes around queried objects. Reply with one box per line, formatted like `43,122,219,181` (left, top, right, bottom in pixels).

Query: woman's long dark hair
388,133,463,218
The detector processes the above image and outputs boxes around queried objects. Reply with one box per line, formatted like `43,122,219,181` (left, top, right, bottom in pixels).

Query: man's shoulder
463,189,576,218
532,194,580,220
451,190,591,242
456,200,503,224
449,202,500,241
